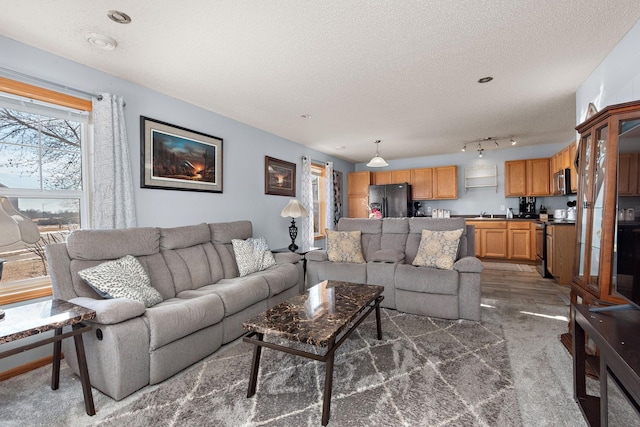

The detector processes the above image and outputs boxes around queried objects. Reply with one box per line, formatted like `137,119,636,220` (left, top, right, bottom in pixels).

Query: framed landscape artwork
265,156,296,196
140,116,223,193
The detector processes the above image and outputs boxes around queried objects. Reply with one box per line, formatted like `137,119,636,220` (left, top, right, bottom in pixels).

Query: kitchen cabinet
347,171,371,218
546,224,576,285
569,142,578,193
570,100,640,307
507,221,535,261
432,166,458,199
505,160,527,196
411,168,433,200
618,152,638,196
372,169,411,185
527,158,551,196
467,220,536,260
505,158,550,197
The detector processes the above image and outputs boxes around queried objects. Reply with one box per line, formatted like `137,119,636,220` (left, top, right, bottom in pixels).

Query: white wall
355,141,577,216
0,35,354,251
576,19,640,121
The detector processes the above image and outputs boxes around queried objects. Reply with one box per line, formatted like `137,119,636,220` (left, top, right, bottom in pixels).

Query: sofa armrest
371,249,405,263
69,297,146,325
305,250,328,262
453,257,484,273
273,252,301,264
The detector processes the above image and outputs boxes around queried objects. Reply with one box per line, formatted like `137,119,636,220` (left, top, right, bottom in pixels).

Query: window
311,163,326,239
0,78,90,302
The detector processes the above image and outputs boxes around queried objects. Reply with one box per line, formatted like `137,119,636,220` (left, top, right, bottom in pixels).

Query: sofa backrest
64,227,166,298
334,217,475,265
337,218,382,262
209,220,253,279
159,223,225,295
406,217,470,264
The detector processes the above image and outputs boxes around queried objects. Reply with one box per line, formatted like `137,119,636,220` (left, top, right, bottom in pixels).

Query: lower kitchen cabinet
546,224,576,284
467,220,535,261
507,222,535,260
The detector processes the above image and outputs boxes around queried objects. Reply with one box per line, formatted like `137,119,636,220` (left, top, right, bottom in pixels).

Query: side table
0,299,97,415
271,246,322,293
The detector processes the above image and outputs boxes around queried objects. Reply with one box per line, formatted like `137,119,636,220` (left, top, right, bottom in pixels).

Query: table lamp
280,199,308,251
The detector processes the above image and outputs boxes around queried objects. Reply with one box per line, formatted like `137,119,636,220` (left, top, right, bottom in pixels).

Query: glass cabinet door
575,134,591,287
588,125,608,292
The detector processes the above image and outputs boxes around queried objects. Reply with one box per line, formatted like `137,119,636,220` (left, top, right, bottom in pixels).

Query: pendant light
366,140,389,167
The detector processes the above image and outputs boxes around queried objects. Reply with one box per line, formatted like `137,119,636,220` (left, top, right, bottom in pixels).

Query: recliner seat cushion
144,293,224,350
395,264,459,295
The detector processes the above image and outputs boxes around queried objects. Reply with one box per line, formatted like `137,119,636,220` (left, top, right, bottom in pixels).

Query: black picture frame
265,156,296,196
140,116,223,193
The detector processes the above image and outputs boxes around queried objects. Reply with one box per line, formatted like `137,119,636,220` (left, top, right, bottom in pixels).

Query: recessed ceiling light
108,10,132,24
478,77,493,83
86,33,118,50
301,114,312,119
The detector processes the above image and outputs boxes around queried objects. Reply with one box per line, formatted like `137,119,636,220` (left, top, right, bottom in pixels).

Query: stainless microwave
553,168,575,195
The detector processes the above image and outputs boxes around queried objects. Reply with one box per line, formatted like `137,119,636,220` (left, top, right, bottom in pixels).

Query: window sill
314,234,326,240
0,277,53,305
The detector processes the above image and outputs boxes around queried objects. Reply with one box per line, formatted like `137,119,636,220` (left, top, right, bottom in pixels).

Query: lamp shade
366,155,389,167
280,199,308,218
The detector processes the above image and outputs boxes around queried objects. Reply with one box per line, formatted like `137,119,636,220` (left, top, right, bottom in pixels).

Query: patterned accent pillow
231,237,277,277
326,229,365,263
412,228,464,270
78,255,163,308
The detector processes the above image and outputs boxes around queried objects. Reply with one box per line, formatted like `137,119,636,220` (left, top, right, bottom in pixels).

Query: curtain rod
0,66,102,100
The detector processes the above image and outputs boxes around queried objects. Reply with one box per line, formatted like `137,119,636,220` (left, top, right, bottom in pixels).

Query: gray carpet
0,310,521,426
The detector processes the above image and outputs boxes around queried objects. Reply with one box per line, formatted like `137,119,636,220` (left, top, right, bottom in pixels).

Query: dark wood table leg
247,333,264,398
322,339,336,427
573,315,586,403
51,327,63,390
375,300,383,341
73,325,95,416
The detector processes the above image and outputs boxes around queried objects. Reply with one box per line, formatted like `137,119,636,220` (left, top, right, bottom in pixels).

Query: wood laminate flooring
481,262,571,308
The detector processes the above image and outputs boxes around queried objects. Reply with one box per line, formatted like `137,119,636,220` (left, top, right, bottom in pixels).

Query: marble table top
243,280,383,347
0,299,96,345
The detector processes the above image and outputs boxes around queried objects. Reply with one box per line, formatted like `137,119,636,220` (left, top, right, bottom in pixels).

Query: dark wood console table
573,304,640,426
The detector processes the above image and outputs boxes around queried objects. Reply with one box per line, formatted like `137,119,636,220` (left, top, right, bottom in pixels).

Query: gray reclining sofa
306,217,482,321
45,221,302,400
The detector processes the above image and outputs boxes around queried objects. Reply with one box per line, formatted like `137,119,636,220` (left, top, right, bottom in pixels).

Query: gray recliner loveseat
45,220,302,401
306,217,482,321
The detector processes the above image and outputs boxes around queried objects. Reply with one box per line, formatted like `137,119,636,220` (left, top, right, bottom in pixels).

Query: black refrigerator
368,183,413,218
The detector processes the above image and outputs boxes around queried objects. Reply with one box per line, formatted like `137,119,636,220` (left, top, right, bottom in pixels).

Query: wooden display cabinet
570,100,640,308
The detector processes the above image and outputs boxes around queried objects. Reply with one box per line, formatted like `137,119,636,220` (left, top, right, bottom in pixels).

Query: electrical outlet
500,205,505,211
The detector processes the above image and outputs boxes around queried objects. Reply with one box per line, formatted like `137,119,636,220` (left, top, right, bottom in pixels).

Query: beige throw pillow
326,229,366,263
412,228,464,270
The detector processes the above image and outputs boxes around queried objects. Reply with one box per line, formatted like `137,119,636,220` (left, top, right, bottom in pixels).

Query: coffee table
243,280,384,426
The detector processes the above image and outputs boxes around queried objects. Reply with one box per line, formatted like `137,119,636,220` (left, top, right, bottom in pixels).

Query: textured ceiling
1,1,639,164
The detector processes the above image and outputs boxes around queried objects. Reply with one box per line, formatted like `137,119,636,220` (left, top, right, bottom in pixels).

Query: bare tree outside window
0,105,85,284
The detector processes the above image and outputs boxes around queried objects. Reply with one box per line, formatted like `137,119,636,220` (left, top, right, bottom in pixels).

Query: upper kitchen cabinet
372,171,392,185
504,158,550,197
571,100,640,307
347,171,371,218
411,168,433,200
432,166,458,199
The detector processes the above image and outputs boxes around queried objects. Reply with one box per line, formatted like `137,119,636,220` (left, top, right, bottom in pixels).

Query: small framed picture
140,116,223,193
265,156,296,196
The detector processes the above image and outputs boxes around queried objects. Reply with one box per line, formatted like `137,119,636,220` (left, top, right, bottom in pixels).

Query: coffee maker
519,196,537,215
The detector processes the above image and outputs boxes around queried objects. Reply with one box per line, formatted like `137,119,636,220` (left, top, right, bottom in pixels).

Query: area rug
72,309,516,426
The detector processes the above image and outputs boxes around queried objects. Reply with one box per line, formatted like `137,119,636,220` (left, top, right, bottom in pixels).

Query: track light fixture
494,140,499,148
462,136,518,155
461,144,466,152
511,138,517,145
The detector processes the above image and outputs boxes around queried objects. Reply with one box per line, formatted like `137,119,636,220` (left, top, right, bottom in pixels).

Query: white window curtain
91,93,137,229
301,156,314,249
324,162,334,231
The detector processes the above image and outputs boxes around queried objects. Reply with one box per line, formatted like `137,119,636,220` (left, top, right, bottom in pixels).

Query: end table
0,299,97,415
271,246,322,293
